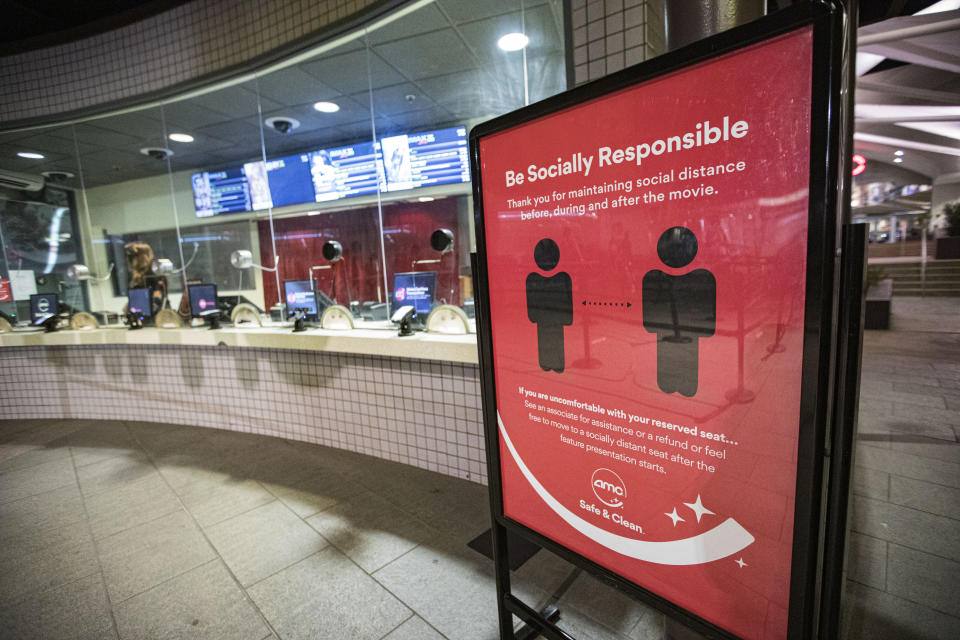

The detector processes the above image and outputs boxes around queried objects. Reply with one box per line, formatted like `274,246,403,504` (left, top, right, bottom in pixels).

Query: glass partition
0,124,87,323
1,0,568,332
70,105,185,322
256,36,384,321
369,0,568,325
159,79,267,312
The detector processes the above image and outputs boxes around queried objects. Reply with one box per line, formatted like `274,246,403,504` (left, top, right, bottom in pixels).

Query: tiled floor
0,296,957,640
0,415,662,640
842,297,960,640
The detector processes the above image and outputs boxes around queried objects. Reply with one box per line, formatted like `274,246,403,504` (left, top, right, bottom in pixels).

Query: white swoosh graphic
498,412,754,565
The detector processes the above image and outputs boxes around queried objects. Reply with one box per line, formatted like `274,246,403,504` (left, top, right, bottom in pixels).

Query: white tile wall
0,0,378,125
0,344,488,484
569,0,664,86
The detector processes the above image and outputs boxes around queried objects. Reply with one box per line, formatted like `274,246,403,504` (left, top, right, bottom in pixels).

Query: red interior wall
258,198,462,309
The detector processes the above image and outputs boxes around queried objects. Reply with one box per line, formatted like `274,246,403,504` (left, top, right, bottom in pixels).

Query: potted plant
935,201,960,259
864,264,892,330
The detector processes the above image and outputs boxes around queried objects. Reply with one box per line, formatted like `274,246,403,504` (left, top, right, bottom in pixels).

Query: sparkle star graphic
683,494,715,523
735,557,748,568
665,508,685,527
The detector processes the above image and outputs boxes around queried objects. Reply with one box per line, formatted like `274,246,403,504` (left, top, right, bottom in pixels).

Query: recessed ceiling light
894,150,904,156
314,101,340,113
418,196,435,202
17,151,44,159
168,133,194,143
893,157,904,163
498,32,529,52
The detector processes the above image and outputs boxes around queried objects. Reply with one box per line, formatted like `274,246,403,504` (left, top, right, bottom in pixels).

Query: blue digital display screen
193,126,470,217
381,126,469,191
265,154,315,208
392,271,437,317
283,280,318,318
193,168,250,218
311,141,383,202
30,293,58,324
188,284,218,318
128,288,152,318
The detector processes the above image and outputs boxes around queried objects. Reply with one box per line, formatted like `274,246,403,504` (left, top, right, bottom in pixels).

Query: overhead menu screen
381,126,470,191
192,126,471,217
311,142,383,202
266,154,315,208
193,168,251,218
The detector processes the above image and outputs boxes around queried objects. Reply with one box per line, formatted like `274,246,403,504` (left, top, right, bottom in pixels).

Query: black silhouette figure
527,238,573,373
642,227,716,396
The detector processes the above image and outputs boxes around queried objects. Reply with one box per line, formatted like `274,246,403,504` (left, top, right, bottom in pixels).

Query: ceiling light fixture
855,104,960,121
498,32,529,52
17,152,44,159
418,196,435,202
853,132,960,158
894,150,904,156
893,157,904,163
313,101,340,113
168,133,194,143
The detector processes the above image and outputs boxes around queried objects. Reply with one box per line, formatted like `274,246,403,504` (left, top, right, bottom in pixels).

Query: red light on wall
852,154,866,176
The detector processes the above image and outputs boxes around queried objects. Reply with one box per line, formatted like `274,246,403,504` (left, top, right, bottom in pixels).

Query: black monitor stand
126,312,144,330
290,309,310,332
200,309,221,329
35,314,59,333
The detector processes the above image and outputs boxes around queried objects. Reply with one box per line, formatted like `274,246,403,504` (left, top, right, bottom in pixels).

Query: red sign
852,153,866,176
478,28,814,640
0,278,10,303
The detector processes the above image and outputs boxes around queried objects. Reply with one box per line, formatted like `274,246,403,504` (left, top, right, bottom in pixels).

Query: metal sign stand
471,2,855,639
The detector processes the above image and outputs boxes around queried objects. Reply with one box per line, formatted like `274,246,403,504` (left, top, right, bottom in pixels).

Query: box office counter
0,324,480,363
0,324,487,483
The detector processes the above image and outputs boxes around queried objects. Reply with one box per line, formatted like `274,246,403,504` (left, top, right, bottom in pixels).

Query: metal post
665,0,764,51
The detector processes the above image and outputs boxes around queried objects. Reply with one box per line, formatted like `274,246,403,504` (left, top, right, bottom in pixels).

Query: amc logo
591,468,626,508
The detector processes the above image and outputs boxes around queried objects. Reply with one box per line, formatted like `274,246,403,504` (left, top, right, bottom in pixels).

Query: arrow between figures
582,300,632,308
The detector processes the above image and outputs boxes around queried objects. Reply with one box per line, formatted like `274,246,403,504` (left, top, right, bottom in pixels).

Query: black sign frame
469,2,848,639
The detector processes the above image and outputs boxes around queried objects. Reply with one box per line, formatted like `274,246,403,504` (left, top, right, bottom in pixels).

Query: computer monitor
392,271,437,318
188,284,218,318
29,293,59,324
127,288,152,318
283,280,319,319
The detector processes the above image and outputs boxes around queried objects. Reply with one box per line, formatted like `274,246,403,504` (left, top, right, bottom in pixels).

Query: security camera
405,94,417,103
41,170,75,183
264,117,301,134
139,147,174,161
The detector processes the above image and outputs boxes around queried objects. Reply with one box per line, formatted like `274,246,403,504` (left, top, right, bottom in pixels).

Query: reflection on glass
0,126,88,322
0,0,567,331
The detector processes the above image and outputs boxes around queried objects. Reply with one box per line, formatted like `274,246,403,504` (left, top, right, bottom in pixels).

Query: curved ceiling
855,5,960,181
0,0,191,54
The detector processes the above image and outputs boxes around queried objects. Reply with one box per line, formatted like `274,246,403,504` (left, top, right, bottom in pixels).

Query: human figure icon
642,227,716,396
526,238,573,373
